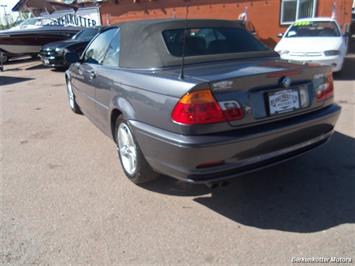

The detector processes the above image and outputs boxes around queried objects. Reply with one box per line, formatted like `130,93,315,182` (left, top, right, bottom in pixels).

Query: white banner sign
41,7,101,27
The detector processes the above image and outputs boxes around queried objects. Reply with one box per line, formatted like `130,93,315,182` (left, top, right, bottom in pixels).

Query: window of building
281,0,317,25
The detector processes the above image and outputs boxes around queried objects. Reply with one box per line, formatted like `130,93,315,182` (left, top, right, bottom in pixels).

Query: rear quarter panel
92,67,198,138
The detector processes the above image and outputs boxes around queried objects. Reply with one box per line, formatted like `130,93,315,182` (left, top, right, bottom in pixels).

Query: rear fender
110,96,136,120
109,96,136,140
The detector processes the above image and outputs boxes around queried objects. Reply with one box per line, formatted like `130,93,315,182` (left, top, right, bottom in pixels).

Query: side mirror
65,52,80,64
277,33,284,38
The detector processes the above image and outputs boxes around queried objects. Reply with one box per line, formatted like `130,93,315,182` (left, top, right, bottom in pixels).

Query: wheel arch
110,97,136,142
65,70,71,82
110,109,122,142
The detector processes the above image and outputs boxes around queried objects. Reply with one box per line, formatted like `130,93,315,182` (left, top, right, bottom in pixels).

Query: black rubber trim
187,137,328,182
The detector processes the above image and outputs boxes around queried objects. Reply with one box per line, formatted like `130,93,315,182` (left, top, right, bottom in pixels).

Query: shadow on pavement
25,63,48,71
0,76,34,86
141,176,211,197
334,56,355,81
51,67,68,72
192,131,355,233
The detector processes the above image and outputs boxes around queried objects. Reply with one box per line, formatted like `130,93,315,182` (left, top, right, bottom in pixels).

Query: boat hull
0,27,81,56
0,44,41,55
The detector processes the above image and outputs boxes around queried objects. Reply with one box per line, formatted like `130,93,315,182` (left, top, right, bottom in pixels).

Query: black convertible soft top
116,19,275,69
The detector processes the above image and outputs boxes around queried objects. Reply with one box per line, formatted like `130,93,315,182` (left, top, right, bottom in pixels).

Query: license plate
268,89,300,115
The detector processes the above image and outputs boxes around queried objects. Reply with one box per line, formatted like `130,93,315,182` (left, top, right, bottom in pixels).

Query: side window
102,29,120,67
84,28,117,65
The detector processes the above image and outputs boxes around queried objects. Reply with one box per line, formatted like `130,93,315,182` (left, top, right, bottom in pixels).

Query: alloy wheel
117,123,137,175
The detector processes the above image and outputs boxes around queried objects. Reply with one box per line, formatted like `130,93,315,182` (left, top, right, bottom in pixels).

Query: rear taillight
171,89,244,125
316,72,334,101
219,100,244,121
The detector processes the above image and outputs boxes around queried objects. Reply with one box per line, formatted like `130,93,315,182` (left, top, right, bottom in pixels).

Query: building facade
100,0,354,47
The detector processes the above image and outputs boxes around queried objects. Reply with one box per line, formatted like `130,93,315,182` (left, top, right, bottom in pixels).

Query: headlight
324,50,340,56
55,47,64,54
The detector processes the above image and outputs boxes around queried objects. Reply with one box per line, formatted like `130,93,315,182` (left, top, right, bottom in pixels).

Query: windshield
286,21,340,38
72,28,99,41
162,27,268,57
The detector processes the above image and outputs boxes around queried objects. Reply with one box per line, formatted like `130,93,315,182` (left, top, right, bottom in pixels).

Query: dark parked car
40,27,103,69
65,19,341,185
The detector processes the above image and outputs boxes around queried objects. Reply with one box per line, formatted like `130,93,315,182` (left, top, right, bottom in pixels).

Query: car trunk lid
163,57,332,128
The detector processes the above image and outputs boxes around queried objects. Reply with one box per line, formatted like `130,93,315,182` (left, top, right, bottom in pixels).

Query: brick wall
100,0,353,48
318,0,353,32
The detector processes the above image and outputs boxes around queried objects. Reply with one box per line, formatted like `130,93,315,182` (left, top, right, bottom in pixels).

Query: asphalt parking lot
1,51,354,264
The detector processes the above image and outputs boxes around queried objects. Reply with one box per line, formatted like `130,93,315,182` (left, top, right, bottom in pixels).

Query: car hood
42,39,85,50
275,37,343,52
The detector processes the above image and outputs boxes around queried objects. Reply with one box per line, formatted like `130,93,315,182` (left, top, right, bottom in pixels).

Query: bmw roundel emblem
280,76,292,88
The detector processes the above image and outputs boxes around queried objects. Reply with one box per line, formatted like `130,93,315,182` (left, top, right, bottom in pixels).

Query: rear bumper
130,104,341,183
281,54,344,72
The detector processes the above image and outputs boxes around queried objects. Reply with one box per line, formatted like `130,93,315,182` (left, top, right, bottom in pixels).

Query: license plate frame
268,88,301,115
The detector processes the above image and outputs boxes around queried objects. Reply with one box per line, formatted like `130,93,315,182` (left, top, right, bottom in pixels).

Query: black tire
54,66,67,72
115,116,158,184
66,78,82,114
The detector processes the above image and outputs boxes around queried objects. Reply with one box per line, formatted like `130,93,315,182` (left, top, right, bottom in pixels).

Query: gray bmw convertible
65,19,341,184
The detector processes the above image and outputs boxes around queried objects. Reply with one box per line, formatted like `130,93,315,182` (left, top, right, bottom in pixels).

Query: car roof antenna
179,4,189,80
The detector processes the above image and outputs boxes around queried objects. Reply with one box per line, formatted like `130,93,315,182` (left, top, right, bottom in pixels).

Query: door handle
89,71,96,80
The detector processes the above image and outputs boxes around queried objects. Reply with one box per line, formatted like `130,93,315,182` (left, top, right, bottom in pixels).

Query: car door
72,28,118,121
93,29,121,133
